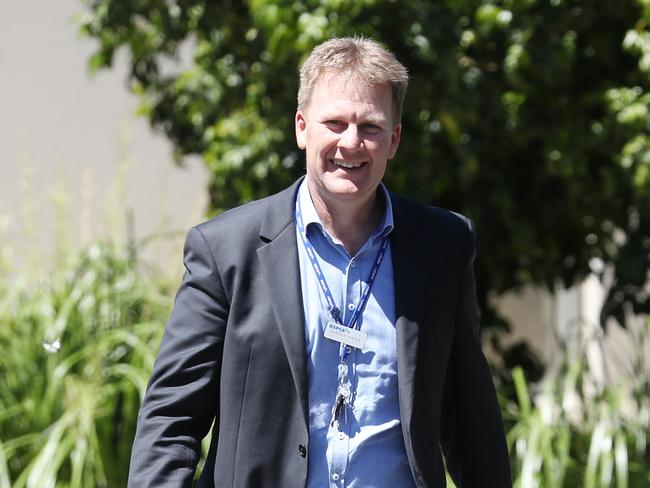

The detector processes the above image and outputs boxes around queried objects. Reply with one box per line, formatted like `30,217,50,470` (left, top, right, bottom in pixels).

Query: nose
338,124,362,149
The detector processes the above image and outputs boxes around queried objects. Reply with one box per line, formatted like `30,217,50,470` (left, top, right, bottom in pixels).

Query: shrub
0,242,172,487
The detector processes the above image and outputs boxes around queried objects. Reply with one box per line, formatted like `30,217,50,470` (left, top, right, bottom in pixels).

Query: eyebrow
318,113,388,124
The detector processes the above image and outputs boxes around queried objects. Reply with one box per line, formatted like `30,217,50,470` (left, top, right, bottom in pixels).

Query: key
331,393,346,427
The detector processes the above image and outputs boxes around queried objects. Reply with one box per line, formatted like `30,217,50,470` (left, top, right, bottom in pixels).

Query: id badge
324,321,367,350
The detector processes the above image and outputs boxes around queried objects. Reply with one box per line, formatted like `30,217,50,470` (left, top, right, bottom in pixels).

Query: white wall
494,278,648,385
0,0,209,272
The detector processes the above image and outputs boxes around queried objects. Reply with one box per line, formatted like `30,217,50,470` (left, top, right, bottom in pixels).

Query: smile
330,159,366,169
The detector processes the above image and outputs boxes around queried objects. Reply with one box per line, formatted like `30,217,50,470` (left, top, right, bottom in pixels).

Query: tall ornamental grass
505,323,650,488
0,241,173,487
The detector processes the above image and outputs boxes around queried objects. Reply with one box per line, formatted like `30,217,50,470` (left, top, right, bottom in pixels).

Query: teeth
332,160,364,169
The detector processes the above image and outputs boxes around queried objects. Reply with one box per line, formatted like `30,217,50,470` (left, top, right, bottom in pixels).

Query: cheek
313,135,339,154
365,139,391,155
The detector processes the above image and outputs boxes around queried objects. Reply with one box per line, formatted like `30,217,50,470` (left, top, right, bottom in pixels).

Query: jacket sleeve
440,219,512,487
128,226,228,487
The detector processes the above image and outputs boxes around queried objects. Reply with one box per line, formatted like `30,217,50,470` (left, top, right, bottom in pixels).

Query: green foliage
78,0,650,334
0,242,172,487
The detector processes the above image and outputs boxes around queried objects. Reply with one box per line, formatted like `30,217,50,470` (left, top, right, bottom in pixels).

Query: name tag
324,321,367,350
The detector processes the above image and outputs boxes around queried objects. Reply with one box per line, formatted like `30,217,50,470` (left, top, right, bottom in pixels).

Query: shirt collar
297,177,394,245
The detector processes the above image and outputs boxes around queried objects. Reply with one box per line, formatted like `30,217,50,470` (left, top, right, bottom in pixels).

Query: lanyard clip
329,306,342,323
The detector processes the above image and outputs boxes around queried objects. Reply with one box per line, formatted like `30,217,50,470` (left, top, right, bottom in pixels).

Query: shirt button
338,432,345,440
350,260,356,268
298,444,307,457
332,473,340,481
347,303,355,311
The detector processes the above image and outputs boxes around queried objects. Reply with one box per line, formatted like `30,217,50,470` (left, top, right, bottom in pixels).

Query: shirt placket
329,254,362,488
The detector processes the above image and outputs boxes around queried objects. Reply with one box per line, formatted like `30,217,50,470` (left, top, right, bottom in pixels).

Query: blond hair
297,37,409,121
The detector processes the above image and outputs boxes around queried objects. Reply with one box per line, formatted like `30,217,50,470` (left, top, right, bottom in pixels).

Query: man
128,37,512,487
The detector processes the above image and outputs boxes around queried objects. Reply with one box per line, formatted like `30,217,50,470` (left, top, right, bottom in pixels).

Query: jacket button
298,444,307,457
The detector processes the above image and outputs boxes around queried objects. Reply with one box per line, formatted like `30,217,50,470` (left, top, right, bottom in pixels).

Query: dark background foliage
80,0,650,366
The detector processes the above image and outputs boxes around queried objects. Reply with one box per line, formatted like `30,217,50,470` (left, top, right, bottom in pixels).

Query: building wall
494,279,649,385
0,0,209,275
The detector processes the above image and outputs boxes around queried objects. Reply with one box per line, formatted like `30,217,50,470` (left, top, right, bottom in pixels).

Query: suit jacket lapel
255,183,427,431
390,194,427,432
256,179,309,426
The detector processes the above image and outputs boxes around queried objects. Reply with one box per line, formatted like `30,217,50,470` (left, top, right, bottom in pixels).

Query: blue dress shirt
296,179,416,488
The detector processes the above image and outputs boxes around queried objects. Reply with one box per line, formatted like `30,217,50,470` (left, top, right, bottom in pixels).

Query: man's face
295,74,401,208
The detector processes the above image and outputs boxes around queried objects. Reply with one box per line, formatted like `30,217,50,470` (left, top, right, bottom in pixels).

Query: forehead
307,73,393,121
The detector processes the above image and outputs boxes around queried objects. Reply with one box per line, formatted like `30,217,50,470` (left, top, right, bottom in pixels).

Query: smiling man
128,37,512,488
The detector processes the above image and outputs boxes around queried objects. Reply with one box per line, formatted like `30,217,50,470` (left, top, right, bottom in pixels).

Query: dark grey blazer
128,179,512,487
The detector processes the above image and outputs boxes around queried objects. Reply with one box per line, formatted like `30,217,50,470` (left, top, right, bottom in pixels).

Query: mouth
330,159,367,170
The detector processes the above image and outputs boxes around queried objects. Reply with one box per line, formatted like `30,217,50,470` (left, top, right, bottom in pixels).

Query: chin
326,178,362,193
327,184,372,203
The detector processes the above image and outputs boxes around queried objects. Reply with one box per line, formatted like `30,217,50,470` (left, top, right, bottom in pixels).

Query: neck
307,180,383,256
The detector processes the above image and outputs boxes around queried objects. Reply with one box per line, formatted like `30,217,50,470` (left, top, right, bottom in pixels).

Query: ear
295,110,307,150
387,123,401,159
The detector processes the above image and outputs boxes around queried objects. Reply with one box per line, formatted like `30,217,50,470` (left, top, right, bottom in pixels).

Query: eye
324,120,346,131
360,123,382,134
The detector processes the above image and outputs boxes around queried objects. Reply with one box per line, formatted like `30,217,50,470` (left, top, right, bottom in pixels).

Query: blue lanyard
295,195,389,361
